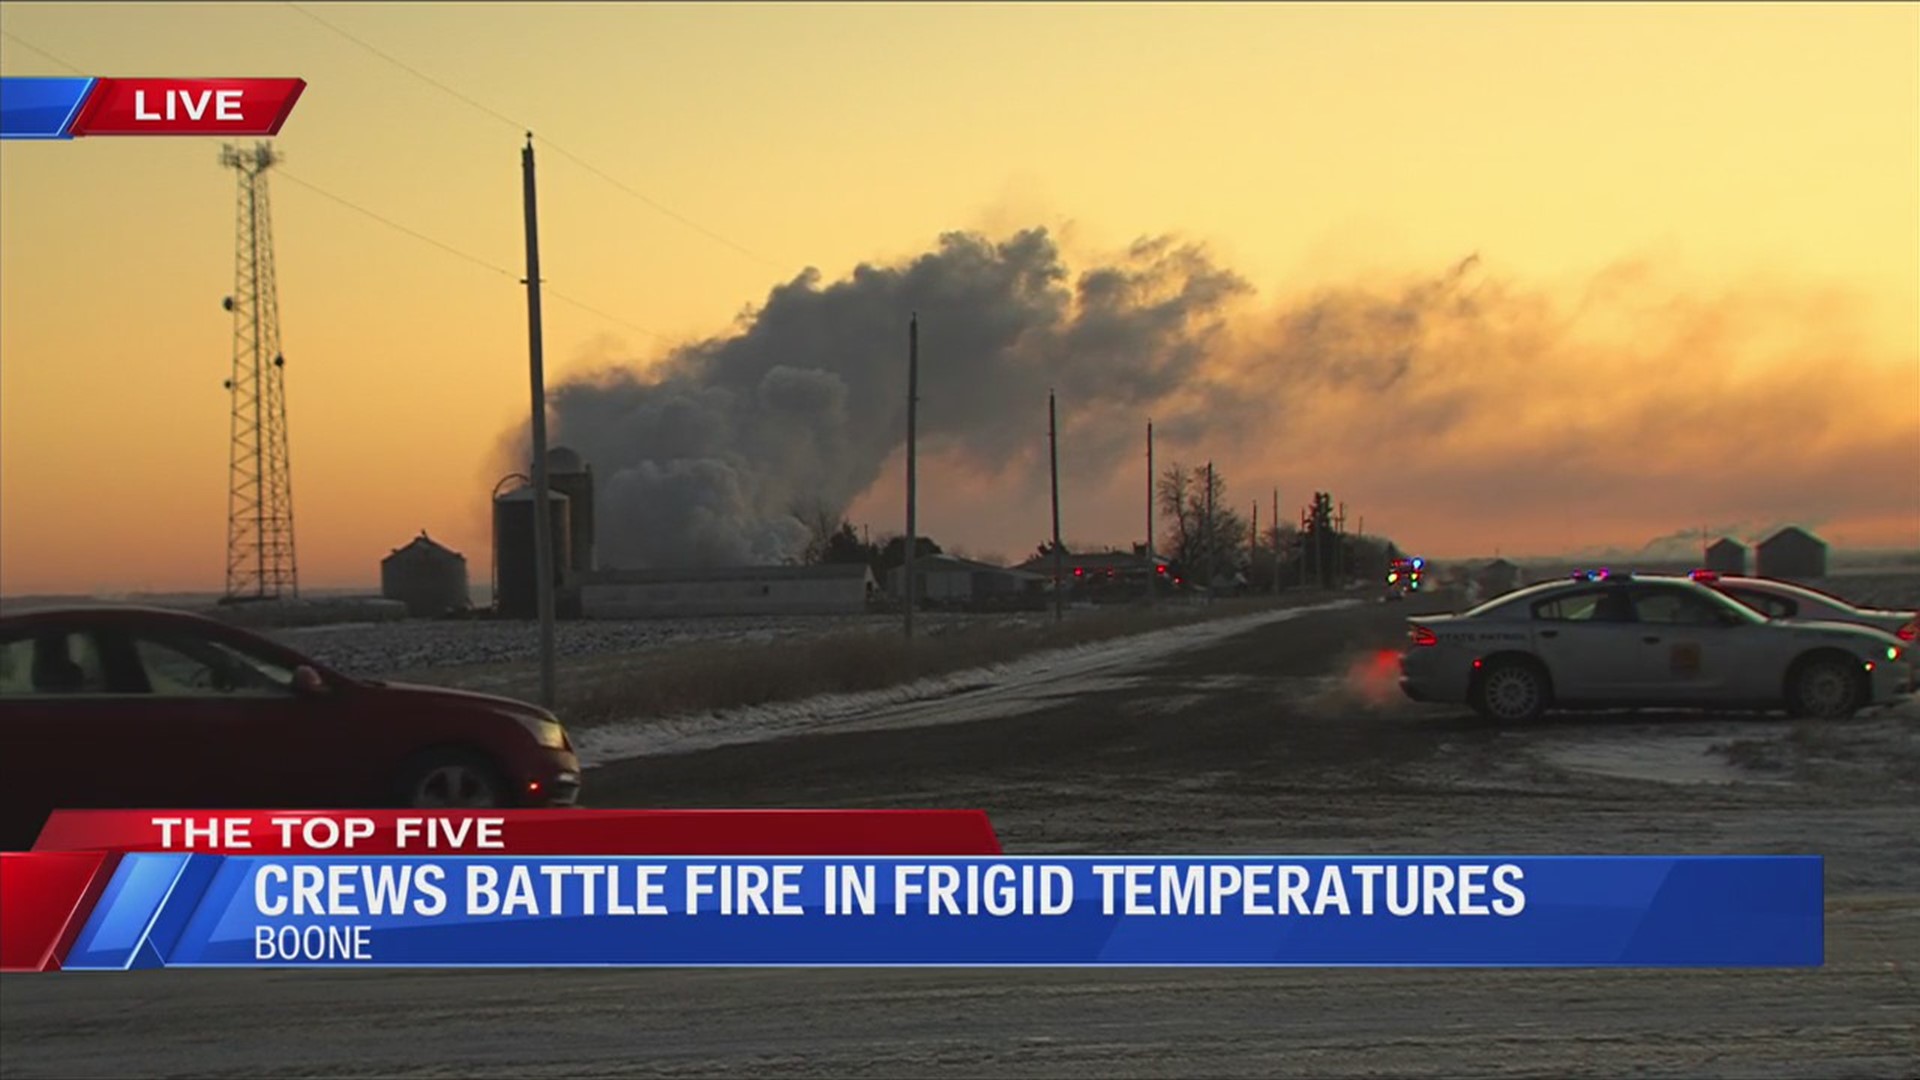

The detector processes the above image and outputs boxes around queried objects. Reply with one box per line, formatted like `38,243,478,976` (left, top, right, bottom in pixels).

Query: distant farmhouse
578,564,875,618
1704,537,1748,574
1017,549,1168,593
1755,526,1827,580
888,553,1046,608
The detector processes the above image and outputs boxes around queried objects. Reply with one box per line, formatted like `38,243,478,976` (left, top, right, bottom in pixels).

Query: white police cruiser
1398,570,1912,723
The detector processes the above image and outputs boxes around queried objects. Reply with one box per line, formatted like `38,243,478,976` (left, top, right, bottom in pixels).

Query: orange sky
1,2,1916,594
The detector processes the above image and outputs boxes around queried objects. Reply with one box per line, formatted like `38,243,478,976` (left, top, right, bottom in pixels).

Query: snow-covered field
269,572,1916,681
268,612,891,677
566,600,1357,767
267,602,1252,680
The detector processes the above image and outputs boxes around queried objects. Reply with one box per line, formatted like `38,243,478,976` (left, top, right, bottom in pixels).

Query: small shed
380,531,471,617
1755,526,1826,580
1704,537,1748,574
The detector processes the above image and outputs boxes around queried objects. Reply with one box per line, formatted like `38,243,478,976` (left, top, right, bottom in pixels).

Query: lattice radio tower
219,141,299,601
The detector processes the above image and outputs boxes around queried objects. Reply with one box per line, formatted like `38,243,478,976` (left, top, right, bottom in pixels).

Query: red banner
29,809,1004,856
67,78,305,136
0,851,114,972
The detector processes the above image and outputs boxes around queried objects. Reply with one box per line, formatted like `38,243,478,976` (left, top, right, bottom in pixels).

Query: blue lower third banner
61,855,1822,969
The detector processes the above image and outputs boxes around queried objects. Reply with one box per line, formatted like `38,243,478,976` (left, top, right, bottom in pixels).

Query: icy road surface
5,596,1916,1079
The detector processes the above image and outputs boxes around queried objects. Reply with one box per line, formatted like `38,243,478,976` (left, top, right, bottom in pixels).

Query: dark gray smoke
540,228,1248,568
509,230,1916,565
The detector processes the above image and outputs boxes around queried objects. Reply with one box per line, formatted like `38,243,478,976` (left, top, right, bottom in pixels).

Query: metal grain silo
546,446,596,577
492,484,571,619
380,531,472,617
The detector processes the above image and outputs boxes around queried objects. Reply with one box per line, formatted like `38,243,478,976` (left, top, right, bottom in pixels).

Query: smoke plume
535,229,1247,567
511,228,1918,566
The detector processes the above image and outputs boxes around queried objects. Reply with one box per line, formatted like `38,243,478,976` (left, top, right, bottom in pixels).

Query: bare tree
1156,462,1247,583
794,499,844,565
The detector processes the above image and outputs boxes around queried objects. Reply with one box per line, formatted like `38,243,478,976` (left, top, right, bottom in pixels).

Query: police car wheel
1788,658,1861,721
1472,661,1548,724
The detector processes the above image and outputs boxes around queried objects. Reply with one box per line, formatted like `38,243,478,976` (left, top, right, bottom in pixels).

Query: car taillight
1899,620,1917,643
1410,626,1437,647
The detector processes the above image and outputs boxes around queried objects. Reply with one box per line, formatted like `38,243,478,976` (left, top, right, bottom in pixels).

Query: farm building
492,484,572,618
888,554,1046,607
1756,527,1827,580
379,531,471,617
1017,550,1169,592
1704,537,1748,574
578,564,876,618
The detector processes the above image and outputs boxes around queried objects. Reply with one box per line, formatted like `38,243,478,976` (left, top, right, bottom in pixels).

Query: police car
1398,570,1912,723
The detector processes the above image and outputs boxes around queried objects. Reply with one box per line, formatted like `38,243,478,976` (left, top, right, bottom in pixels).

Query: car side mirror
292,665,329,696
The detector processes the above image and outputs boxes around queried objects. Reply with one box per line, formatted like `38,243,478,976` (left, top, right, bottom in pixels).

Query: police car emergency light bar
0,811,1822,970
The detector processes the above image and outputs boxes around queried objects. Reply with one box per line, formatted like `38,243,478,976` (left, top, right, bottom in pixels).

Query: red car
0,605,580,850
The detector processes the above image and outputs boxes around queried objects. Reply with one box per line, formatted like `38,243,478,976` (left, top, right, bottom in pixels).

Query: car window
129,633,297,697
0,630,112,696
1633,588,1727,626
1725,588,1795,619
1531,588,1632,622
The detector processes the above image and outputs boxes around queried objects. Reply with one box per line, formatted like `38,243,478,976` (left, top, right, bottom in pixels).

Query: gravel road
4,596,1916,1078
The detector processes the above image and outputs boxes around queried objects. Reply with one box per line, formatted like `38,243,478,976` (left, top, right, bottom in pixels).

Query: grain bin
492,484,571,619
380,531,471,617
546,446,596,577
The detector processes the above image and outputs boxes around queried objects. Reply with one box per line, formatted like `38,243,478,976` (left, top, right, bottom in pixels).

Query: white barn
578,564,875,618
887,553,1045,604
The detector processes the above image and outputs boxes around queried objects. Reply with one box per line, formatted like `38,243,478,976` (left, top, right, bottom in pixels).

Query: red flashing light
1156,565,1168,575
1411,625,1437,647
1689,569,1720,583
1073,567,1084,577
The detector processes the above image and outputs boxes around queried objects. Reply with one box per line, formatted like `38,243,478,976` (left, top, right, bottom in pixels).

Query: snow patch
572,601,1356,766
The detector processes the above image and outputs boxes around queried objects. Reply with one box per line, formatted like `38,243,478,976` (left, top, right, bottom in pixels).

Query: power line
282,2,784,270
283,4,523,133
1,26,668,341
277,170,515,280
0,29,85,74
280,170,666,341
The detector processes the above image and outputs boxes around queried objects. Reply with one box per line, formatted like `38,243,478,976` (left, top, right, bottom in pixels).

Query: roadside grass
558,593,1345,726
395,592,1347,727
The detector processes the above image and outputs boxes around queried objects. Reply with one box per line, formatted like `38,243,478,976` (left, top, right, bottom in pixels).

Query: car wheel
1787,657,1862,721
398,749,507,809
1472,660,1548,724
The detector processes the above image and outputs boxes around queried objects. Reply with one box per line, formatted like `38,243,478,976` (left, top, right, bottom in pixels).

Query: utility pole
1204,461,1215,591
521,135,557,708
1335,501,1347,586
1272,487,1280,595
1251,499,1258,581
904,313,919,638
1145,420,1155,606
1050,390,1064,622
